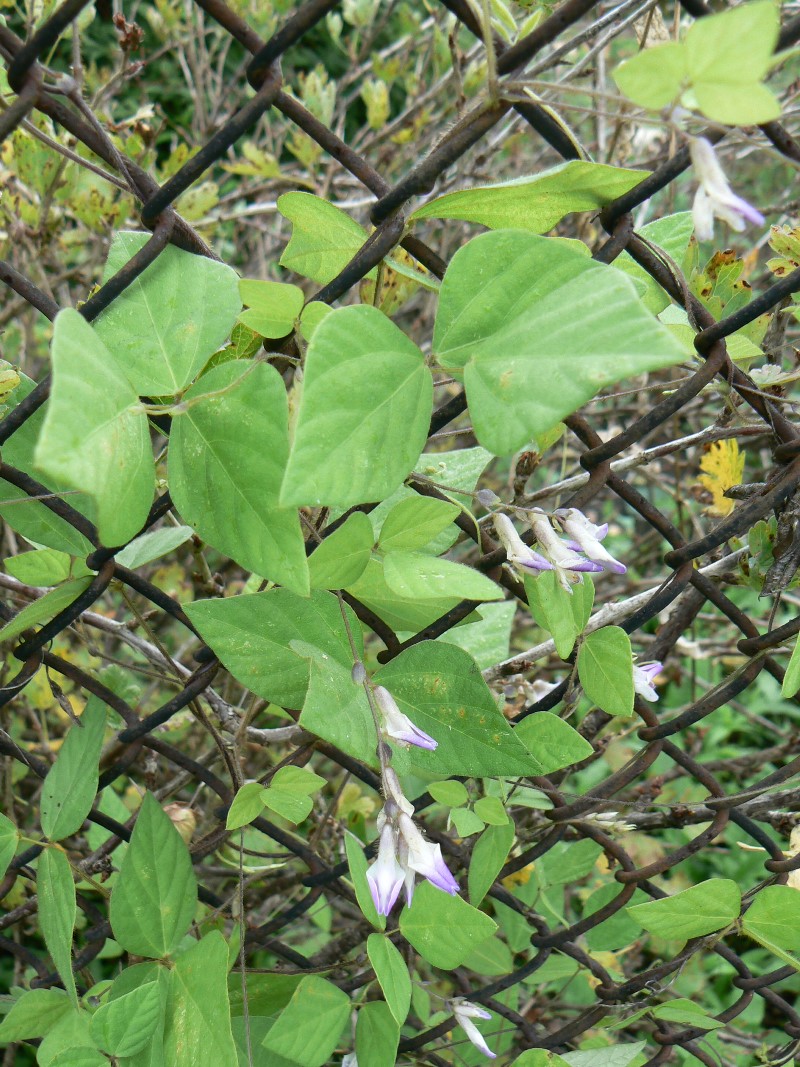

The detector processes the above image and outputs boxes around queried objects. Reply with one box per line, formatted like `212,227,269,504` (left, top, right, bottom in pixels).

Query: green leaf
0,812,18,881
41,696,106,841
374,642,543,776
299,300,334,340
628,878,741,939
537,839,602,887
383,551,501,602
524,571,579,660
433,232,684,455
345,831,384,931
474,796,507,825
0,576,93,645
613,213,694,315
38,847,77,1004
0,375,93,557
226,782,265,831
34,309,156,546
91,979,163,1057
278,191,372,285
468,820,515,906
116,526,193,569
260,766,326,824
309,512,374,589
782,632,800,697
742,885,800,953
378,497,461,552
346,556,461,634
399,880,497,968
48,1049,107,1067
614,42,687,110
110,792,198,958
438,601,516,670
239,279,305,339
281,305,433,507
366,934,412,1025
94,230,241,394
260,975,350,1066
651,999,723,1030
450,806,485,837
684,1,780,125
410,161,646,233
513,713,593,775
563,1043,646,1067
513,1051,570,1067
355,1001,400,1067
35,1007,101,1067
4,548,80,586
186,588,359,709
577,627,634,717
428,780,469,807
0,988,72,1042
169,361,309,596
163,932,238,1067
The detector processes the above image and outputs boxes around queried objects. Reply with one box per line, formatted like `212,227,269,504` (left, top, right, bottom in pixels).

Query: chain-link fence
2,0,800,1063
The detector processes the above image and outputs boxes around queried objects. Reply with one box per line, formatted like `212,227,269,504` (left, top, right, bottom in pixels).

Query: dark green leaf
367,934,412,1025
41,696,106,841
468,820,515,906
628,878,741,939
38,847,77,1003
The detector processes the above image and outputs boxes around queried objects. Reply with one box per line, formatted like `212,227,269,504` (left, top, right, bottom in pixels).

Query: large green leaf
168,361,309,596
41,696,106,841
162,932,237,1067
742,885,800,955
260,975,350,1066
513,713,593,775
37,847,77,1004
438,601,516,670
93,230,241,394
34,309,156,546
185,588,359,709
355,1001,400,1067
278,191,372,285
377,497,460,553
399,881,496,967
433,231,685,455
281,305,433,507
628,878,741,939
0,375,93,556
409,161,645,233
374,642,540,776
109,792,198,958
577,627,634,717
367,934,412,1025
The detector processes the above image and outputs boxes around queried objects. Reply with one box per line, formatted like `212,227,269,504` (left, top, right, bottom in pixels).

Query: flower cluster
689,136,764,242
494,507,625,592
373,685,436,750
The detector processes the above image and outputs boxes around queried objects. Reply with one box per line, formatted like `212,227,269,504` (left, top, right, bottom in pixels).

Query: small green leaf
468,820,515,906
474,796,507,825
0,812,18,881
38,847,77,1004
34,309,156,546
226,782,265,831
90,979,163,1057
378,497,461,552
116,526,193,569
742,885,800,953
94,230,241,395
524,571,579,660
278,191,373,285
628,878,741,939
0,988,72,1042
577,627,635,717
0,577,93,645
383,551,501,602
614,42,687,110
651,999,723,1030
41,696,106,841
428,780,469,807
367,934,412,1025
260,975,351,1066
4,548,78,586
110,792,198,958
309,512,374,589
355,1001,400,1067
399,880,497,967
239,278,304,338
782,632,800,697
409,161,646,233
345,832,384,931
513,713,593,775
163,932,238,1067
169,361,309,596
450,806,485,837
261,766,325,824
281,305,433,508
613,213,694,315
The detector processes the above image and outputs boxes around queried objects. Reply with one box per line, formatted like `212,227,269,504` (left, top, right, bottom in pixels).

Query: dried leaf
698,439,745,517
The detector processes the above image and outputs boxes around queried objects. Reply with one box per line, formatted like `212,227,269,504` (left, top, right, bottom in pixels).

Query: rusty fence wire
2,0,800,1062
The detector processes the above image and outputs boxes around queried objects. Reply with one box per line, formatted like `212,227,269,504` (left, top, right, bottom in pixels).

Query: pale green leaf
169,361,309,596
91,979,163,1057
309,511,374,589
94,230,241,394
524,571,579,660
226,782,265,831
0,988,72,1043
438,602,516,670
577,626,635,717
614,42,687,109
399,881,496,967
116,526,193,569
513,713,593,775
367,934,412,1025
281,305,432,508
278,191,372,285
383,550,502,602
260,975,350,1066
378,497,460,552
355,1001,399,1067
0,812,18,882
239,278,304,338
0,576,92,645
742,885,800,952
163,932,237,1067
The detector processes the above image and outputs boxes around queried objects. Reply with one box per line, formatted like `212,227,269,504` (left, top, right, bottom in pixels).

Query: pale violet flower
366,823,405,916
689,137,764,242
527,509,603,592
397,812,459,898
381,766,415,818
374,685,437,751
555,508,626,575
493,513,554,574
451,999,496,1060
633,661,663,702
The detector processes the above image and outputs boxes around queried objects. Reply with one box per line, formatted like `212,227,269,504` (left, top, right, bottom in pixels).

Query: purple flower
366,823,405,916
397,812,459,896
374,685,437,751
527,509,603,592
451,999,496,1059
493,514,554,574
689,137,764,242
556,508,626,575
633,661,662,702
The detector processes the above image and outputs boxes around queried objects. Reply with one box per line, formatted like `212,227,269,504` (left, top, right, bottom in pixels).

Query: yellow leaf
698,439,744,517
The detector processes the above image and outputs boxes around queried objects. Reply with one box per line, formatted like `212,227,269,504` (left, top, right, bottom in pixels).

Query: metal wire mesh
2,0,800,1062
